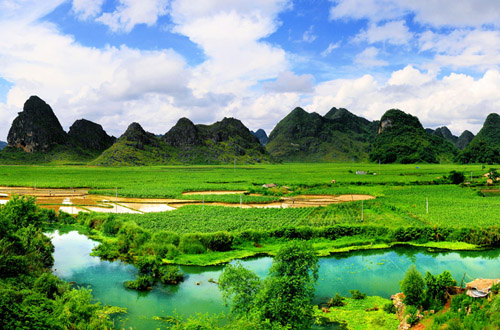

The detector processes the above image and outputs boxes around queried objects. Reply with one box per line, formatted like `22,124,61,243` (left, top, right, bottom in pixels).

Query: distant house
466,278,500,298
356,170,367,175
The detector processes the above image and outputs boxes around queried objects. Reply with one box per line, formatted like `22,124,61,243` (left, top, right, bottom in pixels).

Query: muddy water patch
182,190,247,195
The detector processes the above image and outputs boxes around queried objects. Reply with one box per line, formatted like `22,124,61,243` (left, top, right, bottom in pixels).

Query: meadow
0,163,496,230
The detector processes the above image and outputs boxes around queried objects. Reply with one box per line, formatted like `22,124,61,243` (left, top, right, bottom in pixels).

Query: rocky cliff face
163,117,202,147
119,122,159,149
68,119,115,151
7,96,68,152
251,129,268,146
456,130,474,150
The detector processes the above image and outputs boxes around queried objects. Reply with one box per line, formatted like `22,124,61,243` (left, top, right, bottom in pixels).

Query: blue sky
1,0,500,141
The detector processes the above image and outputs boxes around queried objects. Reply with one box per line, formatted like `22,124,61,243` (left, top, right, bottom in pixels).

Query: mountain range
2,95,500,165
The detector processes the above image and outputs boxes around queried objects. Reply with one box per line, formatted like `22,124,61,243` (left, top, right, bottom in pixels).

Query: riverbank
48,229,500,330
47,223,488,267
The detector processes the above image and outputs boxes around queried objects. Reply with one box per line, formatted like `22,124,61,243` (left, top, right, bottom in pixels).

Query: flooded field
0,186,374,213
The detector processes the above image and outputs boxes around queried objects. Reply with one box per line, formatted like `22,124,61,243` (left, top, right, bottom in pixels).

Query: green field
0,163,497,229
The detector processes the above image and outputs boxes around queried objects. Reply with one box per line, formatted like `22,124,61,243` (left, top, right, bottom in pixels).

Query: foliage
320,296,398,330
219,262,261,316
424,270,457,308
446,171,465,184
328,293,346,307
383,301,396,314
124,274,152,291
218,241,319,329
400,265,425,307
0,196,123,328
350,289,367,299
405,305,419,325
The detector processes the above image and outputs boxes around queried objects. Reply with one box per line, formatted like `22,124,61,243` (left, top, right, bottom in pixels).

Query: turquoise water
49,231,500,329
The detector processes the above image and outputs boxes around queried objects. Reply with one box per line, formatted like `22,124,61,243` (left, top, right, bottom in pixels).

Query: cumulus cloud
330,0,500,27
72,0,104,20
354,47,388,67
419,29,500,71
307,66,500,135
170,0,290,95
354,20,412,45
0,0,295,140
96,0,169,32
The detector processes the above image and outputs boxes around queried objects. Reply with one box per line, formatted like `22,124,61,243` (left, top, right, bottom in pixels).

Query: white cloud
72,0,104,20
354,47,388,67
263,71,314,93
0,0,295,140
170,0,290,96
388,65,434,86
419,29,500,71
354,20,412,45
307,67,500,135
96,0,169,32
321,42,340,57
302,25,317,43
330,0,408,23
330,0,500,27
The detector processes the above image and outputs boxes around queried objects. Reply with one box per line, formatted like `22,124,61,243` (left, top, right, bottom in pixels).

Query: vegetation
369,109,457,164
318,296,398,330
0,196,124,329
218,240,319,329
400,265,425,307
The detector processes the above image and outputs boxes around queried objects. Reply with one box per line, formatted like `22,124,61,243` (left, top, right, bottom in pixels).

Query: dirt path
0,186,375,213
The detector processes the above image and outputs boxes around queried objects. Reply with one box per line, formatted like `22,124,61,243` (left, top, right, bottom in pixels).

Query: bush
328,293,346,307
58,211,76,224
400,265,425,307
200,231,233,252
179,234,206,254
405,305,419,325
383,302,396,314
124,274,152,291
101,214,122,236
350,289,366,299
491,282,500,295
159,265,184,284
152,231,180,246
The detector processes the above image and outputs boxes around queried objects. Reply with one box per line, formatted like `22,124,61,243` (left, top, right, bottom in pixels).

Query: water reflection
49,231,500,330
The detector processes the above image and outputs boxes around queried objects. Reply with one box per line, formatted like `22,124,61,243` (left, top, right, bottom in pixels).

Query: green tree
218,240,319,329
401,265,425,307
219,262,261,316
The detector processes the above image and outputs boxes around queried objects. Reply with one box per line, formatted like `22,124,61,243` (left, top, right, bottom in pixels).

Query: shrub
405,305,419,325
101,215,122,236
179,234,206,254
400,265,425,307
491,282,500,295
159,265,184,284
124,274,152,291
383,302,396,314
328,293,346,307
350,289,366,299
57,211,76,224
200,231,233,251
151,231,180,246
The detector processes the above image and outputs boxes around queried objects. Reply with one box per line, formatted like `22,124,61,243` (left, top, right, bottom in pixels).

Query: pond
49,231,500,329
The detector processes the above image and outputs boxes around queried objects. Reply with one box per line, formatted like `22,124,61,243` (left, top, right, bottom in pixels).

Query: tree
401,265,425,307
218,240,319,329
219,262,261,316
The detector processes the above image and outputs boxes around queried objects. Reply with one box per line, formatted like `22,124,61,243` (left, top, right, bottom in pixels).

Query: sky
1,0,500,141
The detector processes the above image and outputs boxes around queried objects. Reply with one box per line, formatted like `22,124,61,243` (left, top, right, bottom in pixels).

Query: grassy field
1,163,497,229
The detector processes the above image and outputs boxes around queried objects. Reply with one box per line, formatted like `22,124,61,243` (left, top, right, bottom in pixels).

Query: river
49,231,500,329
